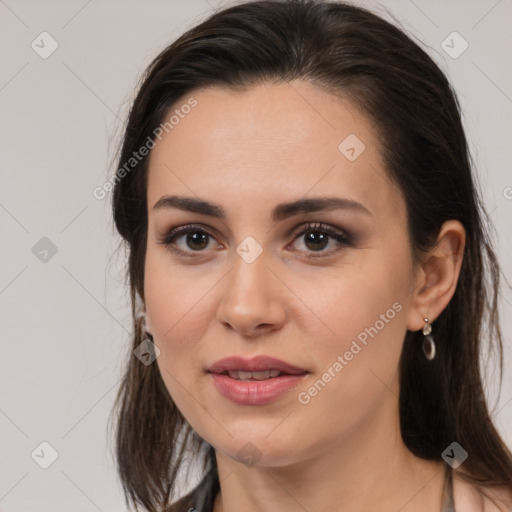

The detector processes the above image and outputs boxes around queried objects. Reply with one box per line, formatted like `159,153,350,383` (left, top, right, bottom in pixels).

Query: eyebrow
152,195,373,221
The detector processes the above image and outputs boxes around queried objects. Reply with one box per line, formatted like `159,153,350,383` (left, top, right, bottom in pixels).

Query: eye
157,224,221,257
287,222,353,257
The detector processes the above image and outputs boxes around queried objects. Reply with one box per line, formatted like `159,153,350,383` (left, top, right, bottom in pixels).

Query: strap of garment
441,465,456,512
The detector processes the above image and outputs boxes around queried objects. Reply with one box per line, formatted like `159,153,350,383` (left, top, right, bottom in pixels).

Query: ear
406,220,466,331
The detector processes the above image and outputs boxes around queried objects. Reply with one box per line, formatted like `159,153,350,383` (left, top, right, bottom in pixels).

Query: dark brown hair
109,1,512,510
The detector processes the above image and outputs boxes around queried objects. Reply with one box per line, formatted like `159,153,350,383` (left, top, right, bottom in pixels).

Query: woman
109,1,512,510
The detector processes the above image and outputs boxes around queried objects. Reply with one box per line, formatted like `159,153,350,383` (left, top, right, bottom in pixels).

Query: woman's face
144,80,421,466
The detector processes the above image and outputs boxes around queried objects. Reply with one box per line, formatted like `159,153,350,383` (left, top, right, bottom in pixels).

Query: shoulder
452,470,512,512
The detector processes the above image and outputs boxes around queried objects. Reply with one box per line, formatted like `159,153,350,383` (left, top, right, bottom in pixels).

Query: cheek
307,255,407,347
144,249,214,348
144,270,211,428
293,306,406,446
296,255,409,405
143,251,218,403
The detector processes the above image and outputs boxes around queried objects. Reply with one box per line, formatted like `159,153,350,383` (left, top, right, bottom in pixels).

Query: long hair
109,1,512,510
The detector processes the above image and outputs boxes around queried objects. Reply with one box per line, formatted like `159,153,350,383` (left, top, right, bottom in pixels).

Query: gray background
1,0,511,510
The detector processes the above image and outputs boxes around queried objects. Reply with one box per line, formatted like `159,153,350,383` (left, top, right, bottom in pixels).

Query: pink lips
208,355,308,406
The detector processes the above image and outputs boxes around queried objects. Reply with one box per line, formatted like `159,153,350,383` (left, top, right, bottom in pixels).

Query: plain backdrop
1,0,511,510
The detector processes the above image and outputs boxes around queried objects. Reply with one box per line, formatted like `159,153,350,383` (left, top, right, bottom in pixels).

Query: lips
208,356,309,405
208,355,308,377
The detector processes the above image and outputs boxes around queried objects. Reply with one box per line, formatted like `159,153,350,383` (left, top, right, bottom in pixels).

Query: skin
143,80,469,511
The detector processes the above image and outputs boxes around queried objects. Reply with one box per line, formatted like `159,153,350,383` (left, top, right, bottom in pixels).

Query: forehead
147,80,403,220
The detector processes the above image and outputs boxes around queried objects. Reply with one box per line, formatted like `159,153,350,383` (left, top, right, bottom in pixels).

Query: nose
215,250,287,338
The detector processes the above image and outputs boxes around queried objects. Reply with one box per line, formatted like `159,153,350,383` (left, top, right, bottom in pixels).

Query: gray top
169,464,455,511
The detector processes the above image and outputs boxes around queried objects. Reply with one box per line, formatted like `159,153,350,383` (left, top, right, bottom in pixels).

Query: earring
422,318,436,361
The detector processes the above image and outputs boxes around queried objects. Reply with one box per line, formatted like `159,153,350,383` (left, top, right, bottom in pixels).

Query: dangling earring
422,318,436,361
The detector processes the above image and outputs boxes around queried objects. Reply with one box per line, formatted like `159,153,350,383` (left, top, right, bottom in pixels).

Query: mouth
214,369,307,381
207,355,309,405
208,355,309,378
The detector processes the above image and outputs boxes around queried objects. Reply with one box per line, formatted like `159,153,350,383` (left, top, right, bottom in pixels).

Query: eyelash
157,222,354,259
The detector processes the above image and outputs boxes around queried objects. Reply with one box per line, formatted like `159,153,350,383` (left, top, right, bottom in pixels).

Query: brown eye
303,230,329,251
183,231,210,251
158,224,219,257
289,222,353,257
